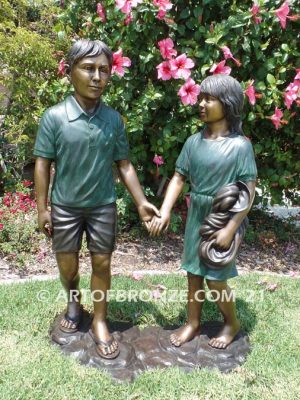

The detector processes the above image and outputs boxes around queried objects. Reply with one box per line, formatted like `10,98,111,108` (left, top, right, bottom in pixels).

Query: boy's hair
200,74,244,135
67,39,113,72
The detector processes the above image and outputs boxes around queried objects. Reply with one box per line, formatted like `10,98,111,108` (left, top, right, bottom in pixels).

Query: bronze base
49,310,250,383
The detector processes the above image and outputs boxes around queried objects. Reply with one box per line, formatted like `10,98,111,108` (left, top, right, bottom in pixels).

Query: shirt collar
66,95,104,122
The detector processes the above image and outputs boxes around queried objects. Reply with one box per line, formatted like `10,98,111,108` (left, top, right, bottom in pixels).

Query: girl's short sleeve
236,138,257,182
175,138,191,177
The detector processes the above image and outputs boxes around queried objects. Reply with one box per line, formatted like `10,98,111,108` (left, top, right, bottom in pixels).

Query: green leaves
2,0,300,204
266,74,276,85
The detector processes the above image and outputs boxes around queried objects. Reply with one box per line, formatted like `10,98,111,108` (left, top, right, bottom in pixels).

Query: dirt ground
0,232,299,283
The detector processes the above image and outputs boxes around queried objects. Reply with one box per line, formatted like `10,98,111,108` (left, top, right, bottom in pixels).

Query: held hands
209,227,235,250
137,201,161,225
37,209,52,238
148,210,171,237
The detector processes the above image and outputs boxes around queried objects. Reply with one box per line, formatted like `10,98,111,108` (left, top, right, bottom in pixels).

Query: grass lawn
0,273,299,400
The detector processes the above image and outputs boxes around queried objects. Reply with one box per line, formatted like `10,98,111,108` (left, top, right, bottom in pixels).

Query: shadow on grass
106,296,257,335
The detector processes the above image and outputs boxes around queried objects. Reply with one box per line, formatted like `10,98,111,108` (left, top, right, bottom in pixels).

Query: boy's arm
210,180,256,249
149,172,186,236
115,159,160,223
34,157,52,237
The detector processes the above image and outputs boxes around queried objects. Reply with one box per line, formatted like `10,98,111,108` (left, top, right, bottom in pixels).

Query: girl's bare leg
206,279,240,349
170,273,205,346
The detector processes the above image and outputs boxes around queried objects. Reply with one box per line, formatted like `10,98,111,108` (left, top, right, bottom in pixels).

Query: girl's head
67,39,113,73
199,74,244,135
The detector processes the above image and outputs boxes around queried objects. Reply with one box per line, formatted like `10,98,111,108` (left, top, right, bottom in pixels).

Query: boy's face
70,53,111,104
199,93,225,123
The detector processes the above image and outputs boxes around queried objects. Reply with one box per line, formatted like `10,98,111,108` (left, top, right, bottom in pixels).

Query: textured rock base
49,310,250,383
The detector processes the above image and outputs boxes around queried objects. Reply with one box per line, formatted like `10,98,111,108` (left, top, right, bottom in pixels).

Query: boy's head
66,39,113,73
200,74,244,135
66,40,113,105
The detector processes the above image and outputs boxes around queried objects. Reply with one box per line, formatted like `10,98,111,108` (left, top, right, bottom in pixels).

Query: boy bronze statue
34,39,159,359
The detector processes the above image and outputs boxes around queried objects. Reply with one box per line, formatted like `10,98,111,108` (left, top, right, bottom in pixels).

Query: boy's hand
137,202,161,223
149,211,171,236
37,210,52,238
209,227,235,250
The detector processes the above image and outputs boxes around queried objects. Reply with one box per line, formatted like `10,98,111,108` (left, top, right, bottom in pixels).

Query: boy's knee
56,252,79,281
91,253,111,275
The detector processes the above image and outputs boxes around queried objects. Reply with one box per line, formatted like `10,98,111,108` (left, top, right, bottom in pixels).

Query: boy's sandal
89,329,120,360
59,308,82,334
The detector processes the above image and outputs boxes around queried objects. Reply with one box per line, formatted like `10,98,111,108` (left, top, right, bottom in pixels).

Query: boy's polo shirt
33,95,129,208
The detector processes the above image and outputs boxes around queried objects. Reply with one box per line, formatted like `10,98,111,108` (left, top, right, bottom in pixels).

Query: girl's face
199,93,225,123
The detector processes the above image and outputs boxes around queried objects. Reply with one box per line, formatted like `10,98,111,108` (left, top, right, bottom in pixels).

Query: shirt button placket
88,117,96,148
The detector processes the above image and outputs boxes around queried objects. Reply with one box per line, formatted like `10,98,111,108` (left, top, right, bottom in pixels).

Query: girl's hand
209,227,235,250
148,211,171,236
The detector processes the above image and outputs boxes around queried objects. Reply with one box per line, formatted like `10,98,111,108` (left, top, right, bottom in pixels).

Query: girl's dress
175,131,257,281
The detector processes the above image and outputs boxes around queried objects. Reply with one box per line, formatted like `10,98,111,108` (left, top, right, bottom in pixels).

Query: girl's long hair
200,74,244,135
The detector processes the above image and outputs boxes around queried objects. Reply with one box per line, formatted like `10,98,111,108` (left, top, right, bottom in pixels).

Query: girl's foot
170,323,201,347
208,321,240,349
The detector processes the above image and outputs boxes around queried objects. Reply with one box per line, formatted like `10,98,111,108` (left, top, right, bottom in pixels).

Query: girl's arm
149,172,186,236
211,180,256,249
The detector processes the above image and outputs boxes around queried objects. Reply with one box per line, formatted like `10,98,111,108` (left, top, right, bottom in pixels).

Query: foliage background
0,0,299,204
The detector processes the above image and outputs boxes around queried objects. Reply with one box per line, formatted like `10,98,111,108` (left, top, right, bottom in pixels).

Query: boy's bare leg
206,279,240,349
170,273,205,346
56,252,81,331
90,253,118,356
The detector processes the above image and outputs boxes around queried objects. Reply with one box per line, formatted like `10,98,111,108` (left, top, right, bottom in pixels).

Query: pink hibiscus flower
284,81,300,109
112,49,131,77
221,46,241,67
275,1,290,28
153,0,173,11
124,12,133,25
153,154,164,177
115,0,143,15
275,1,300,29
153,154,164,166
170,54,195,80
156,61,172,80
251,3,262,24
96,2,106,23
245,84,256,106
158,38,177,59
157,9,167,19
270,107,284,130
209,60,231,75
178,78,201,106
57,59,65,76
245,81,259,106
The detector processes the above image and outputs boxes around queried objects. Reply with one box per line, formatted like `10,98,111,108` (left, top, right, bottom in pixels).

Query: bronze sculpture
149,74,257,349
34,39,160,359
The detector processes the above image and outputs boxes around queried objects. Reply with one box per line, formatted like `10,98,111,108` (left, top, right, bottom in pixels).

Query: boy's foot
90,321,120,359
60,302,82,333
208,321,240,349
170,323,201,347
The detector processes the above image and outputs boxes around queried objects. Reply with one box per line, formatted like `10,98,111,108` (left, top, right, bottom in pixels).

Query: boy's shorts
51,203,117,253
